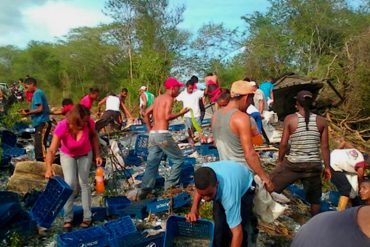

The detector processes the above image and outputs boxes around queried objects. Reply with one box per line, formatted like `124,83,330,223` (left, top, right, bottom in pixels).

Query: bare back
151,93,174,131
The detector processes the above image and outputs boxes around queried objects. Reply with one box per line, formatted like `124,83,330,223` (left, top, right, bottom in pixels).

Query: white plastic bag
253,175,287,223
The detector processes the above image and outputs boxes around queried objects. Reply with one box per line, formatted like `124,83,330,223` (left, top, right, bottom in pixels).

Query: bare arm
270,90,274,102
140,94,147,114
230,225,243,247
120,102,133,119
319,118,331,180
144,104,154,131
278,116,291,163
97,96,108,112
165,99,188,121
235,113,274,192
22,104,43,116
186,190,202,222
45,135,61,178
91,129,101,164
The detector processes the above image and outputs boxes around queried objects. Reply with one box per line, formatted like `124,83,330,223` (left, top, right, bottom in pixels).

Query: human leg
213,200,232,246
159,133,184,189
270,160,301,193
60,152,78,223
241,187,257,247
76,151,93,222
140,134,163,196
34,122,46,161
302,175,322,216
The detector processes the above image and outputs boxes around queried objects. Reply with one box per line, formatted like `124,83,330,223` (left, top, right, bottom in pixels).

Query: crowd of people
2,74,369,246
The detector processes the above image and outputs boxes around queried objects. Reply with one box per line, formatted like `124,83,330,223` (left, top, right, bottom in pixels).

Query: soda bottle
95,167,105,193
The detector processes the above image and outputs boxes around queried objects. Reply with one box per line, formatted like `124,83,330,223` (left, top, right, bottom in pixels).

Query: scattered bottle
95,167,105,193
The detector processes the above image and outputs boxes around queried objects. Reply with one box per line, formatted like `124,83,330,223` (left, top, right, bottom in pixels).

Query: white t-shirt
176,90,204,118
330,149,364,173
106,95,120,112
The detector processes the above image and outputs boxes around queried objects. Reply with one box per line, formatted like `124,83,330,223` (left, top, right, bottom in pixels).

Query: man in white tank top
95,93,125,132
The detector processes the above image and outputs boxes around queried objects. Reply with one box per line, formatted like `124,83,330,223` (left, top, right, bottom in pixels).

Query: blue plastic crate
121,232,164,247
104,216,137,247
0,191,20,204
328,191,340,207
0,202,22,228
146,199,171,214
129,125,148,133
136,174,165,188
320,201,336,212
2,145,26,158
61,206,107,224
173,192,192,209
124,153,143,166
105,196,131,216
164,216,214,247
31,176,73,228
0,130,17,147
201,118,212,126
287,184,308,204
135,134,149,158
169,124,186,131
195,144,217,156
121,199,155,219
0,211,37,241
57,226,108,247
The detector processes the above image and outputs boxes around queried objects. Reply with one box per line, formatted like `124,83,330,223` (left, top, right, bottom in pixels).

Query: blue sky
0,0,271,48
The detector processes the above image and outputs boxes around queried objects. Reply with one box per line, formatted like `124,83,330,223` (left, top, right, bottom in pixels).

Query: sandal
80,221,92,228
63,222,73,231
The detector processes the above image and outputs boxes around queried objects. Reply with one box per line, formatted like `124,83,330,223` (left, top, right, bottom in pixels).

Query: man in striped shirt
270,90,331,216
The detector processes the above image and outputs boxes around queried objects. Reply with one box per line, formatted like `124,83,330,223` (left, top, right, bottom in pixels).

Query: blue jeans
141,132,184,192
61,151,93,222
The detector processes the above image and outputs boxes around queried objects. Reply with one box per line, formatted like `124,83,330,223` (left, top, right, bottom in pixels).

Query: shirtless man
139,77,189,199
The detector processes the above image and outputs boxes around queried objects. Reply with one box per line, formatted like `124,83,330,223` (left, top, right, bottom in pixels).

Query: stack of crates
105,196,132,216
31,176,73,228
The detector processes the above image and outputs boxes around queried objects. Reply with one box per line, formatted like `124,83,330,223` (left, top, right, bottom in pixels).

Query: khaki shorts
270,159,322,204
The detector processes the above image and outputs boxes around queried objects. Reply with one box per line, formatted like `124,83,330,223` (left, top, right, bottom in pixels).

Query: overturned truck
271,73,341,121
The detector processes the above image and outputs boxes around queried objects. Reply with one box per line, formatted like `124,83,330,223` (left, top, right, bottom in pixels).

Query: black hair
297,96,313,130
206,72,214,76
62,98,73,106
217,88,231,105
18,78,24,83
186,80,195,87
190,75,198,83
89,88,99,94
194,167,217,190
363,176,370,183
121,88,128,93
24,77,37,85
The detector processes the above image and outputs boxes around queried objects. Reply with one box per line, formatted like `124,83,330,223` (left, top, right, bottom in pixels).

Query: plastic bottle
95,167,105,193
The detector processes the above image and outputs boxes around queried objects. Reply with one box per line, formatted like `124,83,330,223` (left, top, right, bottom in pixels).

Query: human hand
181,107,190,114
96,156,103,167
323,167,331,181
19,109,28,116
262,177,275,193
185,210,199,223
44,167,55,179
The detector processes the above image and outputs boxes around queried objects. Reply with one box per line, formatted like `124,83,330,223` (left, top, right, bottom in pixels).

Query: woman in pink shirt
45,104,102,230
80,88,100,110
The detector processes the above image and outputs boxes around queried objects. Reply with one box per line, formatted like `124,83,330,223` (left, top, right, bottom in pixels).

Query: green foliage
1,102,29,129
199,201,213,220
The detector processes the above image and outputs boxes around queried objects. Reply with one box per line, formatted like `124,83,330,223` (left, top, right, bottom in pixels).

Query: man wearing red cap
139,77,189,199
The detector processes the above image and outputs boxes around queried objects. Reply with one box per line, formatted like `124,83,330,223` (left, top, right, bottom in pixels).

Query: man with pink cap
139,77,189,199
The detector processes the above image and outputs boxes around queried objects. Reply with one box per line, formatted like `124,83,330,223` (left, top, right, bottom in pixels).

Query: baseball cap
249,81,257,87
230,80,255,97
295,90,313,101
139,86,147,91
164,77,184,89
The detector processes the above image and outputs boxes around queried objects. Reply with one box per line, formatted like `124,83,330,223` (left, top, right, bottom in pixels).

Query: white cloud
23,1,110,37
0,0,111,48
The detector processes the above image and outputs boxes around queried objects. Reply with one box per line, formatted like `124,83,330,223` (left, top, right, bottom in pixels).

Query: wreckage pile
0,119,340,247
